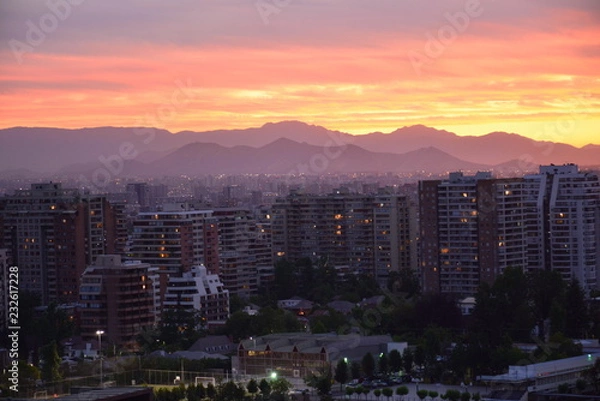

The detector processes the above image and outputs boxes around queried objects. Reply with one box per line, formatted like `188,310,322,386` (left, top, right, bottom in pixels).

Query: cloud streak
0,0,598,145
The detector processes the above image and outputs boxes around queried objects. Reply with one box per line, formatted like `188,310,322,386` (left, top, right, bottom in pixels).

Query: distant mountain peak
261,120,314,128
0,122,598,175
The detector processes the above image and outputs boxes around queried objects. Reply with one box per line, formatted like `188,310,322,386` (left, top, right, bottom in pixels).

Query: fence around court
17,369,233,398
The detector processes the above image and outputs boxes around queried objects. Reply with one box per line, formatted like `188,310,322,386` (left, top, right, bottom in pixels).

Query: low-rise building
234,333,393,380
480,353,599,395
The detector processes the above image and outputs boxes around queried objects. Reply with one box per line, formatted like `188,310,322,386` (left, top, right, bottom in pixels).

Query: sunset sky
1,0,599,146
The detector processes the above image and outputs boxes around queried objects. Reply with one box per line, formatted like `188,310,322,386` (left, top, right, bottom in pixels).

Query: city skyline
1,1,599,146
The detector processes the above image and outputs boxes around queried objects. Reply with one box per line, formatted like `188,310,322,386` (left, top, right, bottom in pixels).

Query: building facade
163,264,229,327
127,204,216,275
79,255,155,350
524,164,600,293
271,190,414,281
235,333,393,380
419,172,527,296
373,193,414,280
0,183,120,304
213,208,272,298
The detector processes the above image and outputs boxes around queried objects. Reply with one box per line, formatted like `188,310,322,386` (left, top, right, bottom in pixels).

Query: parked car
361,380,373,388
371,379,387,388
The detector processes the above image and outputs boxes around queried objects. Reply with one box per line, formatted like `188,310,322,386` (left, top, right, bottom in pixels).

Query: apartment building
0,183,120,304
419,172,527,296
271,190,414,281
163,264,229,327
524,164,600,293
79,255,155,350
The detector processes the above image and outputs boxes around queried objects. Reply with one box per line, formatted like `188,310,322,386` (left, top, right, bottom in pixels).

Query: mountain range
0,121,598,176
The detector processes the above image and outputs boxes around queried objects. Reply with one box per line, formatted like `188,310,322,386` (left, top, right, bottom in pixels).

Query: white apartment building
163,265,229,327
524,164,600,293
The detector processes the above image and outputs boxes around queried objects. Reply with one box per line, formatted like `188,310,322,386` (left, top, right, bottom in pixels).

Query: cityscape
1,1,600,401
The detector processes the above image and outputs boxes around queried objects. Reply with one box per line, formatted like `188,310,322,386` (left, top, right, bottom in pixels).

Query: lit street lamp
96,330,105,387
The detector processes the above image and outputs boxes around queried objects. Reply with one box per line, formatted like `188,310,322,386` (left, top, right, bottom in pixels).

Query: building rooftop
239,333,392,357
189,335,237,354
481,353,598,383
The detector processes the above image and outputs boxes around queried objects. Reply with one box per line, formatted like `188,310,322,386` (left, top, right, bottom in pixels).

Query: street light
96,330,105,387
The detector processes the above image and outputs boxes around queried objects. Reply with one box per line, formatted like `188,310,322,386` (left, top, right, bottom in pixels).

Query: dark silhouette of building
79,255,155,351
419,172,527,296
271,189,414,281
0,183,121,304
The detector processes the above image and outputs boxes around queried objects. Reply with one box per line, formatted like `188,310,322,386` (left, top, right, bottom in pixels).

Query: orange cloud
1,4,598,146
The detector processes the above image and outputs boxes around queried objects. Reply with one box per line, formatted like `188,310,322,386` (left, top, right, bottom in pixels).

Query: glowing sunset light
1,0,598,146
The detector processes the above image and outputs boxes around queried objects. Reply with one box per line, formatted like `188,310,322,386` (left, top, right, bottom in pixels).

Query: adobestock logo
255,0,293,25
407,0,493,76
78,78,197,193
8,0,86,65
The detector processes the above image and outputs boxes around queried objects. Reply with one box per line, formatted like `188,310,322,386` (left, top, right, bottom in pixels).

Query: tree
414,293,462,331
159,303,203,351
247,379,259,399
186,384,198,401
378,353,389,375
346,387,355,400
351,361,361,379
382,387,393,401
305,366,332,398
334,359,349,391
471,267,533,345
362,353,376,378
585,357,600,394
15,360,41,389
402,349,414,374
565,279,589,338
416,390,428,400
35,302,76,345
528,269,566,340
258,379,271,398
217,381,245,401
387,269,420,299
40,341,62,382
444,390,460,401
137,326,161,353
207,383,217,399
395,386,408,401
557,383,570,394
389,349,402,373
271,377,293,399
414,346,425,369
428,391,439,400
575,378,586,393
374,389,382,401
273,260,299,299
225,311,253,342
312,320,328,334
460,392,471,401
